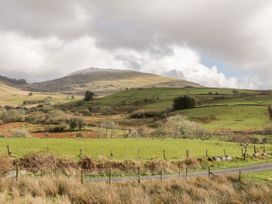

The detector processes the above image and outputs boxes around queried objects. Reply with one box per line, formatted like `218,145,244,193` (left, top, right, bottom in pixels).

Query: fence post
80,148,83,159
80,168,84,184
108,168,112,184
137,149,141,160
185,167,188,180
16,163,19,182
110,151,113,159
238,171,242,183
160,169,163,181
253,145,256,154
186,150,189,158
263,145,266,153
137,167,141,183
7,145,11,157
208,166,211,178
163,149,166,160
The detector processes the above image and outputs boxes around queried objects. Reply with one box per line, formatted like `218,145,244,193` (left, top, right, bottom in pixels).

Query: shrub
26,111,47,124
10,128,31,138
129,110,166,119
165,115,208,139
0,109,25,123
47,124,67,132
173,95,196,110
68,117,85,131
84,91,94,101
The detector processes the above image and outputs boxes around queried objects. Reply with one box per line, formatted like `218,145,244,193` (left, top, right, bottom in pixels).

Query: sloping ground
28,68,201,95
0,82,78,106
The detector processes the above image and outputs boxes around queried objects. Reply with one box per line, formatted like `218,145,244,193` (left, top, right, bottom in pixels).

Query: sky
0,0,272,89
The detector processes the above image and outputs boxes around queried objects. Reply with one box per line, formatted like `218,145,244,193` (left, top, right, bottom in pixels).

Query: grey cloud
0,0,272,88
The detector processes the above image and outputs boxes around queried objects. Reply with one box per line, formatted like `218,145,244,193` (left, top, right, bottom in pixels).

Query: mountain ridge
28,67,201,95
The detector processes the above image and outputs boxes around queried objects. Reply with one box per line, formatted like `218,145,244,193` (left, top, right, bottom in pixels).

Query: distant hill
28,67,202,95
0,75,27,88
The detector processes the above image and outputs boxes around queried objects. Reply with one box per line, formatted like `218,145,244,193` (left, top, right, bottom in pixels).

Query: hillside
0,82,78,106
0,75,27,88
28,67,201,95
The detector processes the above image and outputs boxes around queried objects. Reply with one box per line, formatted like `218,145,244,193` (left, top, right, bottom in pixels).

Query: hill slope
28,68,201,95
0,75,27,88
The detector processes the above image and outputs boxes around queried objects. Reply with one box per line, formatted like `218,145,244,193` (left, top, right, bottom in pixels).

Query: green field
245,170,272,181
0,138,271,160
178,105,270,131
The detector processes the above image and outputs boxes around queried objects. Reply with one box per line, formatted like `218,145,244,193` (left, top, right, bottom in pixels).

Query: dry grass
0,175,271,203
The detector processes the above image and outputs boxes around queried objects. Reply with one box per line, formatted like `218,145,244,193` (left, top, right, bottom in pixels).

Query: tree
84,91,94,101
69,117,85,131
172,95,196,110
232,89,239,96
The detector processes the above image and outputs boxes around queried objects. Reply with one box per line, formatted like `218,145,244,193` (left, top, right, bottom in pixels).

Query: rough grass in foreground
0,175,271,203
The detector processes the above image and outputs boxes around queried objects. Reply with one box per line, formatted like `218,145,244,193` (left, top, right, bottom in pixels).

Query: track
86,162,272,183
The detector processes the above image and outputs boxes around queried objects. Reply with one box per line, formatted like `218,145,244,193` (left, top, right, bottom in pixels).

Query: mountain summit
28,67,201,95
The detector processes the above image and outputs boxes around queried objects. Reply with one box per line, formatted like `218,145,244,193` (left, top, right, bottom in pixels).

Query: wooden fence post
80,168,84,184
16,163,19,182
238,171,242,183
185,167,188,180
163,149,166,160
108,169,112,184
186,150,189,158
137,167,141,183
208,166,211,178
80,148,83,159
263,145,266,153
160,169,163,181
253,145,256,154
7,145,11,157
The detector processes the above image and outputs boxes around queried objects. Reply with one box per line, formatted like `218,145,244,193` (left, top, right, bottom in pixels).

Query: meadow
0,138,270,160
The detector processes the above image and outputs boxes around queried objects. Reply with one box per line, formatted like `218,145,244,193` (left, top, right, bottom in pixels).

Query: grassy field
245,170,272,181
178,105,270,131
0,138,271,160
0,82,80,106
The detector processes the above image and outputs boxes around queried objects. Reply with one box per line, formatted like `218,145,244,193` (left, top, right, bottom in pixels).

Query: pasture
0,138,270,160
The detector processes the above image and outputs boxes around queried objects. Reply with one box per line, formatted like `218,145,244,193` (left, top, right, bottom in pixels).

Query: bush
68,117,85,131
0,109,25,123
173,95,196,110
10,128,31,138
47,124,67,132
84,91,94,101
165,115,208,139
129,110,166,119
26,111,47,124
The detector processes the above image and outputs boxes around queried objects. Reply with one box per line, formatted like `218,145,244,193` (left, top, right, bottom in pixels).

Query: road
86,162,272,183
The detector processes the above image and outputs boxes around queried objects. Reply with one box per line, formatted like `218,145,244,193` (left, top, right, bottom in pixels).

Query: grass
178,105,271,131
0,138,271,160
244,170,272,181
0,82,80,106
0,174,271,203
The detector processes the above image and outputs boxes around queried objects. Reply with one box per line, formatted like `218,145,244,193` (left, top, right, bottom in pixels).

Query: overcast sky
0,0,272,89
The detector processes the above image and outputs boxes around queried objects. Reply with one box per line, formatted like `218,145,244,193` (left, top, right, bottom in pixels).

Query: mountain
28,67,201,95
0,75,27,88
